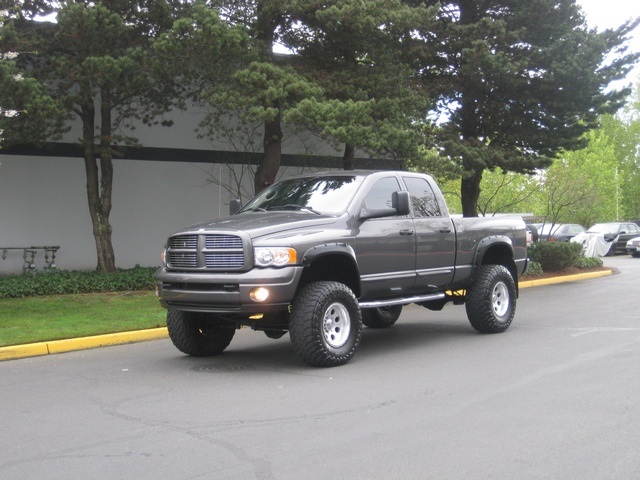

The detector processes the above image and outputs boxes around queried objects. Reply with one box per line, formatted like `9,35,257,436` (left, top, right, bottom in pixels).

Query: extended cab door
355,176,417,298
402,175,455,290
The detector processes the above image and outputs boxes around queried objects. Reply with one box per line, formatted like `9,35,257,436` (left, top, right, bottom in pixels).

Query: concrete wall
0,106,398,274
0,154,334,275
0,156,229,273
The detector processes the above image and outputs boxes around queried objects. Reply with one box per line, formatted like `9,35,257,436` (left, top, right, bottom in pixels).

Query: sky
577,0,640,84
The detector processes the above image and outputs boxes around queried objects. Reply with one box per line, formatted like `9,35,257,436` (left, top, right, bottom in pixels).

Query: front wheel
465,265,517,334
166,310,236,356
289,281,362,367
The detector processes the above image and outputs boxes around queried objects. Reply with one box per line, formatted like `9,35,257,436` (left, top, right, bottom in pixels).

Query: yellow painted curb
520,269,612,289
0,327,168,362
0,269,615,362
0,342,50,361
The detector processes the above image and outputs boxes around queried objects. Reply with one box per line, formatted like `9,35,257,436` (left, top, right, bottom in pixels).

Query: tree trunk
343,144,355,170
81,86,116,272
253,2,284,195
458,0,483,218
460,168,483,217
254,114,283,194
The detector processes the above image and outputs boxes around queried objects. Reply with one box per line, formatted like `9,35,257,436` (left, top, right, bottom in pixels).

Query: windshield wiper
242,207,267,213
270,204,322,215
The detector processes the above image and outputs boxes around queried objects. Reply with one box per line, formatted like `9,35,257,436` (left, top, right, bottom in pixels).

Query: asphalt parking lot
1,255,638,479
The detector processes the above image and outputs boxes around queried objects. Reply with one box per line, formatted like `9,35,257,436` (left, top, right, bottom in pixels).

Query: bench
1,246,60,273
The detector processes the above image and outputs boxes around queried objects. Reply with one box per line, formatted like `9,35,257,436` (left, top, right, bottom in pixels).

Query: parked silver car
626,236,640,257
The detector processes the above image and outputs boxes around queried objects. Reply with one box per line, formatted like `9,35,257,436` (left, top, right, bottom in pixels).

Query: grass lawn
0,291,166,347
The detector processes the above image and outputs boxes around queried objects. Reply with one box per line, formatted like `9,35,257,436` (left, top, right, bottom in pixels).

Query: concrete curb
0,327,168,362
0,269,614,362
519,268,613,289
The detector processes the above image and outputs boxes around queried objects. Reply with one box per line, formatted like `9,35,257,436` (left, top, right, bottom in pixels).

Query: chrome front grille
205,235,243,249
205,253,244,268
166,233,246,271
167,252,197,268
168,235,198,249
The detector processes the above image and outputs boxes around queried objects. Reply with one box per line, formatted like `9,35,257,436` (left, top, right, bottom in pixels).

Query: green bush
528,242,584,272
522,260,543,277
0,266,157,299
573,255,603,270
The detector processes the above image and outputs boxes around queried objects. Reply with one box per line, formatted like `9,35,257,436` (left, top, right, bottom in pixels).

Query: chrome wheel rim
492,282,509,319
322,302,351,348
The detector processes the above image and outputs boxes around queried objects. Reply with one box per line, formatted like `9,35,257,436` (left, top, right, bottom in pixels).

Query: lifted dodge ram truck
155,170,528,367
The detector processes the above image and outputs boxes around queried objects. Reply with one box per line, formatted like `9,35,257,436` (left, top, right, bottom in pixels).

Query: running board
359,292,446,309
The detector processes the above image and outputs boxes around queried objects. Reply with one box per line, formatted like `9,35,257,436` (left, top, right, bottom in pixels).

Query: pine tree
1,1,190,271
416,0,639,216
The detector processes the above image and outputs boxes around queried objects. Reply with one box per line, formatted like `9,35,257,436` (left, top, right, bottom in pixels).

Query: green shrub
528,242,584,271
522,261,543,277
0,266,157,299
573,255,603,269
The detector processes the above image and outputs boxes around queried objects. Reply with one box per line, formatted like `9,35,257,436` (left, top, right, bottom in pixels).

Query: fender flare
472,235,519,293
301,242,358,267
300,243,361,295
473,235,515,267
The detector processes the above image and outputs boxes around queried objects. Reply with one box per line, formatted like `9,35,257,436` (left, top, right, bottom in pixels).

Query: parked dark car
587,222,640,255
626,236,640,257
537,223,586,242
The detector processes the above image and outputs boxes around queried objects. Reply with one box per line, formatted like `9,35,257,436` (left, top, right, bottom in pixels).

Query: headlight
161,246,167,266
254,247,297,267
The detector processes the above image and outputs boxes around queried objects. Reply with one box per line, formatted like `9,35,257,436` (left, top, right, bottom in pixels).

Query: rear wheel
361,305,402,328
166,310,235,356
289,281,362,367
466,265,516,334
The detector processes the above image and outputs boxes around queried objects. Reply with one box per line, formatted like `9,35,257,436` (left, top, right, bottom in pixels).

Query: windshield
239,176,363,215
588,223,619,234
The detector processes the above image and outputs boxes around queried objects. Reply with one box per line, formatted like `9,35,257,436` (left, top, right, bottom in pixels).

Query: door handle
399,229,414,236
439,228,452,234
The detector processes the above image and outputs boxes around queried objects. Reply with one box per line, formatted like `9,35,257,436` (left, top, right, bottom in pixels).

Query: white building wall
0,105,384,274
0,156,279,274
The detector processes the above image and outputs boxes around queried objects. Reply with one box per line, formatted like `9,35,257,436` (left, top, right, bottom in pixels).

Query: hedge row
0,243,602,297
0,266,157,299
523,242,603,277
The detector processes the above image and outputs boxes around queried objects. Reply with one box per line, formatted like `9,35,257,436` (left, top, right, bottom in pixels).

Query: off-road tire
167,310,235,356
289,281,362,367
465,265,516,334
361,305,402,328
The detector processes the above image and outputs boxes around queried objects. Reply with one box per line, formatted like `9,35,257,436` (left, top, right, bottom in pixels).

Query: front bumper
155,266,303,314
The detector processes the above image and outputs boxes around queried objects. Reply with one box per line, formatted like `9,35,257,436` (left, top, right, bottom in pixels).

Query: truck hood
174,212,339,240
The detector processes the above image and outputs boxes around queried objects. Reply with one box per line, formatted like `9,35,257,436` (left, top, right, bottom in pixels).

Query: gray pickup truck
155,170,528,367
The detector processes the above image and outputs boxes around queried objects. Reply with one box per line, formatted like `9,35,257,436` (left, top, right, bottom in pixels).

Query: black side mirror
229,199,242,215
393,191,411,216
359,190,411,220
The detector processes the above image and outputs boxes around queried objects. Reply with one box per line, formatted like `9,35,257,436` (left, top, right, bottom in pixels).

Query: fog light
250,287,270,302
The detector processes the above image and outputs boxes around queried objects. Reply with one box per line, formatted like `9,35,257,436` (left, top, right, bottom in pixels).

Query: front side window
362,177,401,210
